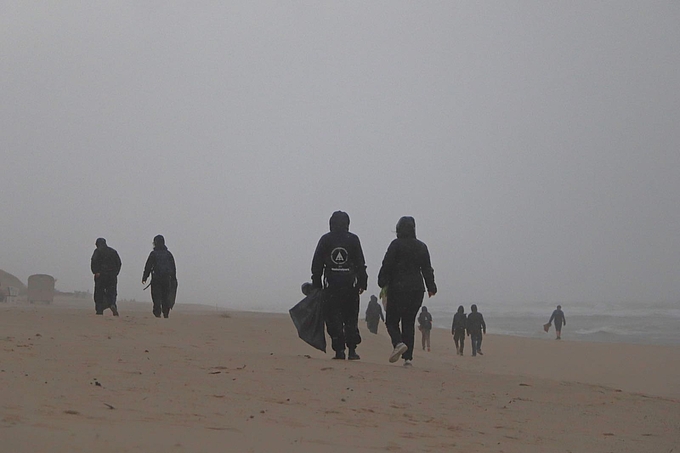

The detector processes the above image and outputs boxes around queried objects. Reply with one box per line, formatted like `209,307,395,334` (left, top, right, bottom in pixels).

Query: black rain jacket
311,211,368,290
91,246,122,277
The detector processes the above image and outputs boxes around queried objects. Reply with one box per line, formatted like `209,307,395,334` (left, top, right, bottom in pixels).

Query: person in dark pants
365,295,384,334
311,211,368,360
418,306,433,352
548,305,566,340
142,235,177,319
467,304,486,357
378,216,437,367
91,238,122,316
452,305,467,356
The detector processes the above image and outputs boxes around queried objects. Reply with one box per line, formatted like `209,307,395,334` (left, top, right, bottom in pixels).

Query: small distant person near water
467,304,486,357
451,305,467,356
91,238,122,316
547,305,566,340
365,295,384,334
142,235,177,319
418,306,433,352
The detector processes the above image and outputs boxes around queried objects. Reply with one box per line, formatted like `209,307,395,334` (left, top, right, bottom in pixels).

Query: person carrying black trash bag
365,295,384,334
452,305,467,356
91,238,122,316
142,235,177,318
467,304,486,357
289,282,327,352
311,211,368,360
378,216,437,367
547,305,566,340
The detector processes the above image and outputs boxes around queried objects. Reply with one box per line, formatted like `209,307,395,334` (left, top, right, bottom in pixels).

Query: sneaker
333,350,346,360
110,305,119,317
389,343,408,363
478,350,483,356
427,347,431,352
348,349,360,361
403,359,413,367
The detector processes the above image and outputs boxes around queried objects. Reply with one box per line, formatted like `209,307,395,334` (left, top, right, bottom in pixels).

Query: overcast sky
1,2,679,312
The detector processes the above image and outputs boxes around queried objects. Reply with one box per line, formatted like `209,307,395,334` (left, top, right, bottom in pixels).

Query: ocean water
426,301,680,346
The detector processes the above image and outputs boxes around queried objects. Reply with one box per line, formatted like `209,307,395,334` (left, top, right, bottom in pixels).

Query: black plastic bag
289,288,326,353
168,276,178,310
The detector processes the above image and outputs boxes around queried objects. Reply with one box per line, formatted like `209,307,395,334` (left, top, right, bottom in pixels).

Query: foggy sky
2,2,679,312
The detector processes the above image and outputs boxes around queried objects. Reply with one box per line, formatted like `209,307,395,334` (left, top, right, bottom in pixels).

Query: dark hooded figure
311,211,368,360
548,305,566,340
467,304,486,357
91,238,122,316
378,216,437,366
452,305,467,355
365,295,384,334
417,306,433,351
142,235,177,318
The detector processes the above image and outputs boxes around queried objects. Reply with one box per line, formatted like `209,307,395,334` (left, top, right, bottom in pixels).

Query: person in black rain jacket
142,235,177,319
467,304,486,357
378,216,437,366
311,211,368,360
452,305,467,356
91,237,122,316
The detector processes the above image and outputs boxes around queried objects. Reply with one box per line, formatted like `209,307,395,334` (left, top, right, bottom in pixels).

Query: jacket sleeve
452,315,455,334
548,311,555,324
420,244,437,294
90,250,100,274
481,315,486,333
353,236,368,291
169,252,177,277
379,307,384,322
377,241,398,288
142,252,155,281
310,237,326,289
113,251,122,276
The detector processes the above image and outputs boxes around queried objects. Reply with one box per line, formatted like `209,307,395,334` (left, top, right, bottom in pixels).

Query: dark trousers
151,274,172,317
366,319,379,334
453,328,465,353
385,290,424,361
94,274,117,314
470,331,482,356
324,286,361,352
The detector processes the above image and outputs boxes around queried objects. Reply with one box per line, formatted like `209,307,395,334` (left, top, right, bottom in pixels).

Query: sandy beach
1,297,678,453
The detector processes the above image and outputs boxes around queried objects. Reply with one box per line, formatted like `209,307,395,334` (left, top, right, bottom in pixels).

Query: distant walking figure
418,306,433,351
142,235,177,319
378,216,437,367
467,304,486,357
452,305,467,355
548,305,566,340
91,238,122,316
365,295,384,334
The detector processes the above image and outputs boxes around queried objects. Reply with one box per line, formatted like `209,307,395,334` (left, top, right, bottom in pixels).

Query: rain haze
2,2,679,322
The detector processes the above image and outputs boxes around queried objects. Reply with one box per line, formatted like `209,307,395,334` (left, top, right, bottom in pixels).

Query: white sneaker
403,359,413,367
389,343,408,363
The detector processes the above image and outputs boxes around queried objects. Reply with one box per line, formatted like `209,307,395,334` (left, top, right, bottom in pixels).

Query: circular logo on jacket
330,247,348,265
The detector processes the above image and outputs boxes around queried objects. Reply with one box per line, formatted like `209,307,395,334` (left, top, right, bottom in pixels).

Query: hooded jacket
377,216,437,295
466,304,486,335
91,239,122,277
143,235,176,282
311,211,368,290
452,305,467,333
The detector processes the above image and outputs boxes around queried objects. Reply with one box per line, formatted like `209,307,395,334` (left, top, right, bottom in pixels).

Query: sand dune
1,298,678,452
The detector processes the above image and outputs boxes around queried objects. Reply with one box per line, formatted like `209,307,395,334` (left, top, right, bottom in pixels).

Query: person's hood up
421,306,428,313
396,216,416,239
370,295,377,303
329,211,350,232
95,237,107,248
471,304,478,313
153,234,167,250
457,305,465,314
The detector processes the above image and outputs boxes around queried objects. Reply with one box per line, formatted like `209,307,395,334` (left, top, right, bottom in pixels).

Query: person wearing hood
451,305,467,356
378,216,437,366
365,295,384,334
548,305,566,340
417,306,433,352
90,237,122,316
142,235,177,318
311,211,368,360
467,304,486,357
